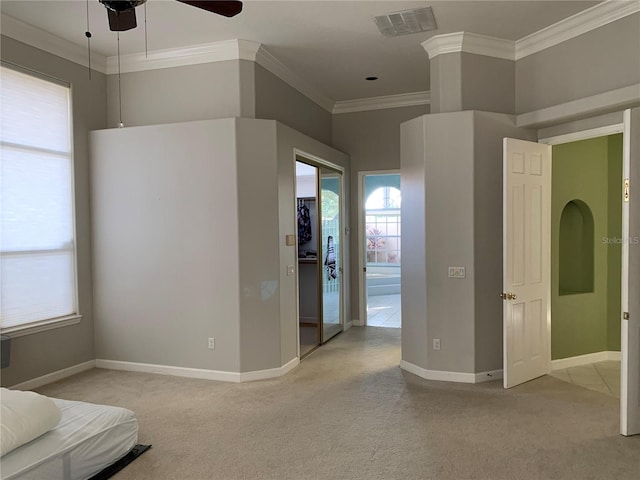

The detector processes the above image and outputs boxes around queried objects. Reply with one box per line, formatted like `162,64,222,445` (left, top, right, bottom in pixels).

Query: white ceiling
1,0,600,102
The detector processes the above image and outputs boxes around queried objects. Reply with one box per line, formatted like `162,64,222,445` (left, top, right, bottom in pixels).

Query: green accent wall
551,134,622,360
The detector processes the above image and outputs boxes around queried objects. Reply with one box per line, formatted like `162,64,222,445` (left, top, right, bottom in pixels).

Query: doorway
546,134,623,398
503,112,639,436
296,158,345,358
360,173,401,328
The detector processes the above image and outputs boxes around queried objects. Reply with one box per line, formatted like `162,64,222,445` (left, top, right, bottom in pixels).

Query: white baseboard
10,360,96,391
96,357,300,383
400,360,503,384
352,319,364,327
551,350,621,370
344,320,353,331
237,357,299,382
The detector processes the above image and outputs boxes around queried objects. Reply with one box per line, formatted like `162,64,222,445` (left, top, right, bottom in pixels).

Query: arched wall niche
559,199,594,295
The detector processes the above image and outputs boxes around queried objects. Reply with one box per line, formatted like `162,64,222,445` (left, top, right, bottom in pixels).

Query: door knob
500,292,517,300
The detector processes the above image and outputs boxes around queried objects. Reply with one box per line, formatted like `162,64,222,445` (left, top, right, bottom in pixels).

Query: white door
621,108,640,436
503,138,552,389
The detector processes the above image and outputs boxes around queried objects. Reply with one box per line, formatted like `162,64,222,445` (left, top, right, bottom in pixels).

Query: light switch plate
448,267,465,278
287,265,295,276
285,234,296,246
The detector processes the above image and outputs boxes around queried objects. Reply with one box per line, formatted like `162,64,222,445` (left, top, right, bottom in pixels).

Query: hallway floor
366,293,401,328
549,360,620,398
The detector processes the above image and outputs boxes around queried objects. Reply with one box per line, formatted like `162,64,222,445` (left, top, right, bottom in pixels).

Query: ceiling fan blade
176,1,243,18
107,8,137,31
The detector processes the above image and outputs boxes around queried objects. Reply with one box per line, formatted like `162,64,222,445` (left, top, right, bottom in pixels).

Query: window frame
0,61,82,337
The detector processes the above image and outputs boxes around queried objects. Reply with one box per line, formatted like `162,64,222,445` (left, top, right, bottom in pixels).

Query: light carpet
36,327,640,479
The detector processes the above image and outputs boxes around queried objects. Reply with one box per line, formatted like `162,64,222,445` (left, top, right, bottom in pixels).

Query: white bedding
1,388,62,457
0,398,138,480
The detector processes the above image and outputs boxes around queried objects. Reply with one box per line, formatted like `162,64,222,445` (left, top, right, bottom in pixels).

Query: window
1,64,78,333
365,187,401,265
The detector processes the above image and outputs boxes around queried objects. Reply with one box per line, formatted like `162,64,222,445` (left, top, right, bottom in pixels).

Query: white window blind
1,65,77,330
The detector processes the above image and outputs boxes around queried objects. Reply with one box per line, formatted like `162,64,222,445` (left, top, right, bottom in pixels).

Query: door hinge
624,178,629,203
623,312,630,320
363,267,367,273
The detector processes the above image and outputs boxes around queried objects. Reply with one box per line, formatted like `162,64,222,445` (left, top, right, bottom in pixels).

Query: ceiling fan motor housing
99,0,147,13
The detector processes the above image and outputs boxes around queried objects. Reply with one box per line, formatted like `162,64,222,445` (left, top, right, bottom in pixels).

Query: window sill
1,315,83,338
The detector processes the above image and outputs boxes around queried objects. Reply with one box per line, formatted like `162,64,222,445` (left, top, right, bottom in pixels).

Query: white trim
1,14,108,73
344,320,353,331
106,39,260,74
621,108,632,435
517,83,640,129
421,2,640,62
421,32,515,60
10,360,96,391
539,123,624,145
96,357,299,383
255,46,334,113
1,315,82,339
238,357,299,382
516,0,640,60
333,92,430,114
352,319,365,327
401,360,478,384
551,351,622,370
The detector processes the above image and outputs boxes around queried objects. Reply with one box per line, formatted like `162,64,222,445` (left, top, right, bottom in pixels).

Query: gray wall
90,117,349,374
399,116,429,368
0,36,107,387
430,53,515,115
400,111,535,374
236,119,281,372
421,112,476,373
461,54,515,115
106,60,254,128
332,105,428,323
430,53,462,114
255,64,332,145
516,13,640,114
91,119,242,372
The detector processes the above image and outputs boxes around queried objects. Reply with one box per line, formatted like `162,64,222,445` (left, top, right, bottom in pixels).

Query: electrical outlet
448,267,466,278
208,337,215,350
433,338,441,350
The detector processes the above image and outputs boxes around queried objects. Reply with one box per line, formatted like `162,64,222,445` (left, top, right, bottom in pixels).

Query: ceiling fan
99,0,243,32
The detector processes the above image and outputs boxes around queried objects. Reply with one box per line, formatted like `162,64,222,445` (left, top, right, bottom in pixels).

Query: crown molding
333,91,430,114
515,0,640,60
106,39,260,74
255,46,335,113
1,14,107,73
422,1,640,61
422,32,515,61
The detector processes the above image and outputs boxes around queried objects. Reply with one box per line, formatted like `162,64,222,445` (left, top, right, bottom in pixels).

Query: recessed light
366,76,378,81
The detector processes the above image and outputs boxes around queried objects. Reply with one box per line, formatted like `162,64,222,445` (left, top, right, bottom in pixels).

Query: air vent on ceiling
374,7,437,37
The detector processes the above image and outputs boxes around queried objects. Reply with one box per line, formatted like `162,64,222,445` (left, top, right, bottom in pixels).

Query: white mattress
1,398,138,480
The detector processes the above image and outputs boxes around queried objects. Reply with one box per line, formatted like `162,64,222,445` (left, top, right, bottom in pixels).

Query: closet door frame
294,150,346,358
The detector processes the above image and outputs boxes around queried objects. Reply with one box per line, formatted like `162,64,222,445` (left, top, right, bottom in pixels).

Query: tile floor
549,360,620,397
366,293,401,328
